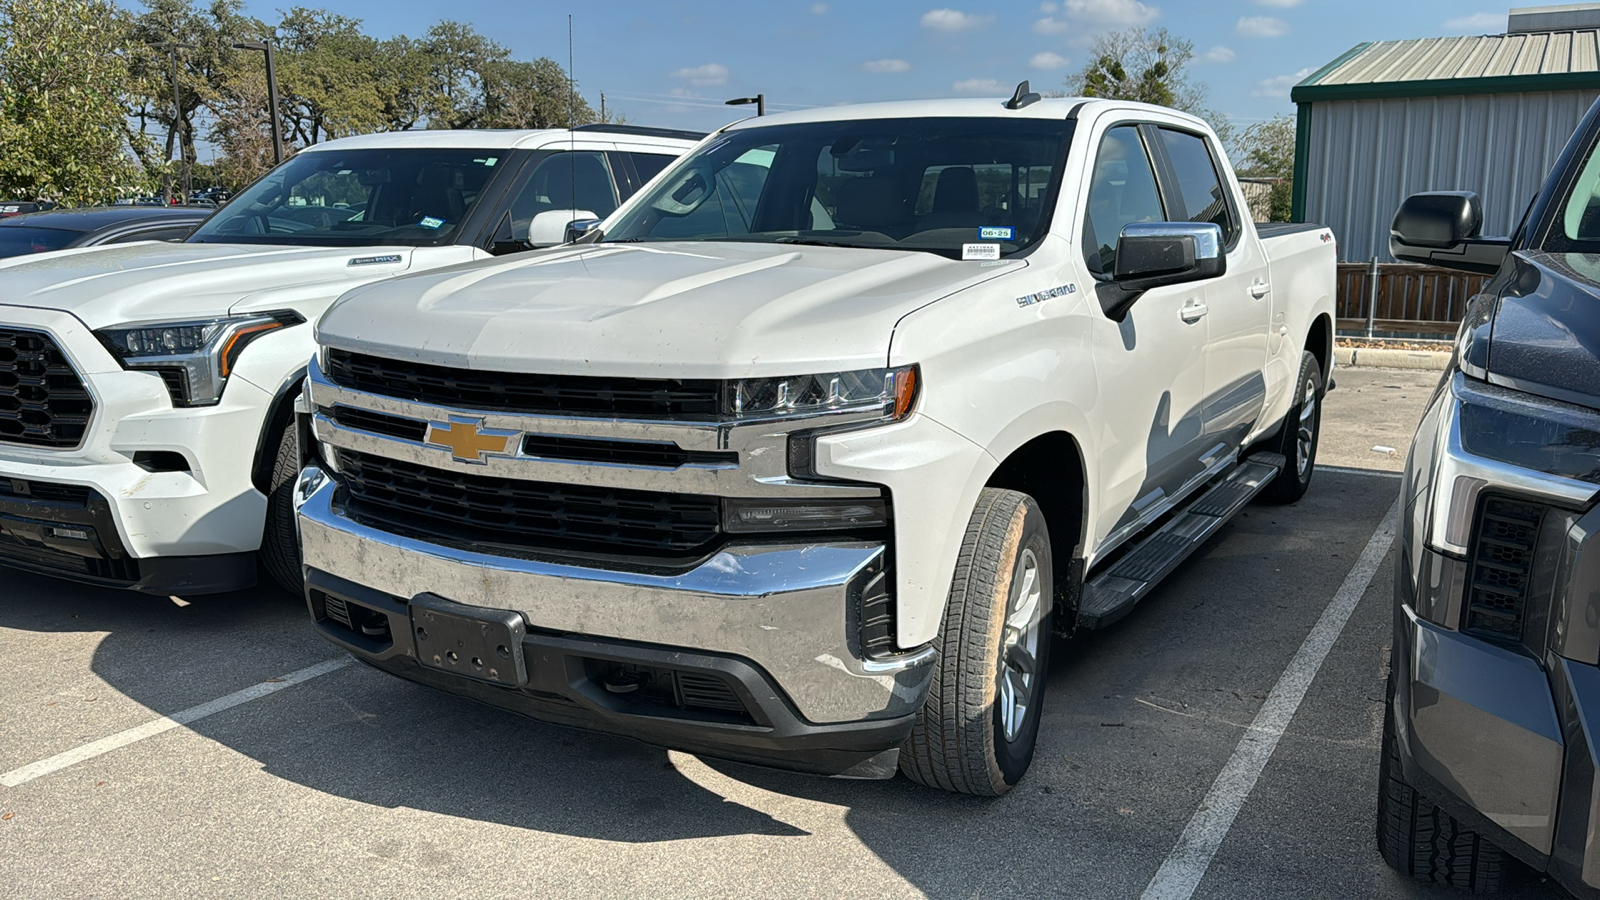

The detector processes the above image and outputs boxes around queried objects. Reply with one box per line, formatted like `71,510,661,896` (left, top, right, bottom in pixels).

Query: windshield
188,148,503,247
602,117,1072,259
0,225,81,258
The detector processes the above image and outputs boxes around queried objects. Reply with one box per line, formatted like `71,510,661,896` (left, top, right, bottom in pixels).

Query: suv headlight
723,365,919,421
1424,372,1599,556
97,313,302,407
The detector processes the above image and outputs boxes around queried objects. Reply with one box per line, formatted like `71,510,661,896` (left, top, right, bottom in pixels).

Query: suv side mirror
565,218,604,244
1099,222,1226,320
1390,192,1509,275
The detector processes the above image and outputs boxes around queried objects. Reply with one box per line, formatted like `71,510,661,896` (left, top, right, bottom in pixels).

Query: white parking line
1140,498,1400,900
1,657,351,788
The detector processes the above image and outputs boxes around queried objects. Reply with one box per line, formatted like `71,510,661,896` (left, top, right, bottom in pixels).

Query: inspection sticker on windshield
978,226,1015,241
962,243,1001,261
419,216,445,229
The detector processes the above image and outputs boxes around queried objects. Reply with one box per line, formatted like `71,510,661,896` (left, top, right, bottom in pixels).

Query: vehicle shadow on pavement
0,569,807,843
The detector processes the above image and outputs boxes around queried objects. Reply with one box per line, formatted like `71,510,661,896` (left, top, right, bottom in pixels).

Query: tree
479,57,594,128
1066,27,1231,145
0,0,156,203
1237,114,1295,221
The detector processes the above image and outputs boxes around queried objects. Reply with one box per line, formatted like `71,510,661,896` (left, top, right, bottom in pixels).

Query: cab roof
303,127,702,153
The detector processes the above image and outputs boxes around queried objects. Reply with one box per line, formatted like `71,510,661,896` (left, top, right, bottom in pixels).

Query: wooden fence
1334,263,1492,337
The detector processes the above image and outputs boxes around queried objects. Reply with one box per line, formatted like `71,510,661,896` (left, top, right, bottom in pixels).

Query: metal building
1292,4,1600,262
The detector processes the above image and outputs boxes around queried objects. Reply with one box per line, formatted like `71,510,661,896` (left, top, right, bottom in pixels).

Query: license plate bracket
410,593,528,687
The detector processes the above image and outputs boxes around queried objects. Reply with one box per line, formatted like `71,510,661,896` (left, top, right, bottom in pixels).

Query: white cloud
1255,0,1303,6
1444,12,1503,31
864,58,912,73
670,63,729,86
1062,0,1159,27
811,2,828,12
1029,51,1071,70
922,9,993,31
1200,45,1236,64
1236,15,1290,38
1253,67,1314,98
1033,16,1069,34
953,77,1006,94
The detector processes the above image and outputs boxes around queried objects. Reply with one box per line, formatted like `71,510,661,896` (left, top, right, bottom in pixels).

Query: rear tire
1261,350,1322,504
260,420,303,596
899,488,1053,796
1377,683,1511,893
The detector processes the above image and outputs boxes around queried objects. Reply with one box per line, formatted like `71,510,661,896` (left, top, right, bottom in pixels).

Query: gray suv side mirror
1390,191,1509,275
1099,222,1226,320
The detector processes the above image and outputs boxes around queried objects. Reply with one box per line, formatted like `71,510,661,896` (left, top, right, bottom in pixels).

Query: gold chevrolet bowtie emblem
424,417,518,464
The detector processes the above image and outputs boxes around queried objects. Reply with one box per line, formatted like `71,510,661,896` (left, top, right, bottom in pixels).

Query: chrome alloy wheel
998,547,1045,742
1296,373,1318,479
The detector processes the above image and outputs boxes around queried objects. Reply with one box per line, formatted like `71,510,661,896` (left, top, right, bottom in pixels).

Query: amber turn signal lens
219,321,285,377
892,366,919,420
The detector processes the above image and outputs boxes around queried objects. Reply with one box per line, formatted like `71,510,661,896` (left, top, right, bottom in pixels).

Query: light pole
232,40,284,167
725,94,765,117
153,41,195,204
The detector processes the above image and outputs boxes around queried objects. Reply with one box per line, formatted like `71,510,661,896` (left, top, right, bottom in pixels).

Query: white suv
0,125,699,596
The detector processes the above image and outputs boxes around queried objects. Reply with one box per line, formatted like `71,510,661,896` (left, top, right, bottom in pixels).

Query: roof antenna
1004,80,1041,110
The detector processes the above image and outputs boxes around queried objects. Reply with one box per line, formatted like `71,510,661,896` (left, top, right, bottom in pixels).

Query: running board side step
1077,452,1285,629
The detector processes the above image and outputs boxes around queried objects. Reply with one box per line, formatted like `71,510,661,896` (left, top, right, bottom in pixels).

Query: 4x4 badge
424,417,519,464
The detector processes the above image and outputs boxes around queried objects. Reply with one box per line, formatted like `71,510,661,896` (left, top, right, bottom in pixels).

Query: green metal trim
1292,70,1600,103
1291,103,1311,223
1298,42,1372,90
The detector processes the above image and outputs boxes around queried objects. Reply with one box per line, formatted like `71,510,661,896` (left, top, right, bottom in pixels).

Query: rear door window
1158,128,1238,245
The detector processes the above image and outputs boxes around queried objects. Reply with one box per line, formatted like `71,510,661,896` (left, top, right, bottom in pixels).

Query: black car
1381,96,1600,897
0,206,211,259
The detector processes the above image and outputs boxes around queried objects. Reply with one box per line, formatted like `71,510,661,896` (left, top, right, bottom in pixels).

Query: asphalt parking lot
0,365,1568,899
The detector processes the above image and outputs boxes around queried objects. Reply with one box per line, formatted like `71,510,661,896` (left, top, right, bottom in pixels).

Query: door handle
1249,281,1271,299
1179,302,1209,323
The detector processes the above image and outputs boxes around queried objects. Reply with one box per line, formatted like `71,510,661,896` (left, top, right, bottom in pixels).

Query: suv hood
0,242,419,329
1483,252,1600,409
318,241,1026,379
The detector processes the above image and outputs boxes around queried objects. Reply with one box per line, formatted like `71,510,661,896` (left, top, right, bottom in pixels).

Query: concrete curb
1334,346,1452,371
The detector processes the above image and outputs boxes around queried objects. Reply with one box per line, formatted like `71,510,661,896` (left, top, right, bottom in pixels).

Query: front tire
1377,684,1512,893
1261,350,1322,504
899,488,1053,796
260,420,303,596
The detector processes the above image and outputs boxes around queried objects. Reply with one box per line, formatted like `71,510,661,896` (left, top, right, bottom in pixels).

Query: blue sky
231,0,1515,134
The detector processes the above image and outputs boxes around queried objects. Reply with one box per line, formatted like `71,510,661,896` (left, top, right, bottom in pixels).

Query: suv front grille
335,449,722,557
325,349,723,420
0,329,93,448
1464,497,1544,641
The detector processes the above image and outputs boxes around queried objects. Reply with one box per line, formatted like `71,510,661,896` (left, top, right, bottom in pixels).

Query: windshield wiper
770,237,868,248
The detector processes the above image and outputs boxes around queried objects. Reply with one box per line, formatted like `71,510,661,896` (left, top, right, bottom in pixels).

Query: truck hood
1482,251,1600,409
0,242,418,329
318,241,1026,378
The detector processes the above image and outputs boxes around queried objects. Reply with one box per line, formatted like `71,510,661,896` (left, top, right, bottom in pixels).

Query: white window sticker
418,216,445,229
978,226,1015,240
962,243,1001,261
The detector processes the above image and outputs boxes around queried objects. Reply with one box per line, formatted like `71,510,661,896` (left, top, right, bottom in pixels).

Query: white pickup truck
0,125,697,595
296,92,1337,794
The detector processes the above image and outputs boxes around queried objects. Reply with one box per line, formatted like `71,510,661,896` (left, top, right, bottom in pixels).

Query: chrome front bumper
296,468,934,726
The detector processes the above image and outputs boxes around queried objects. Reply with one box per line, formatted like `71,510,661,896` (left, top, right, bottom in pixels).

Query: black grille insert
336,449,722,557
326,349,723,419
1464,498,1544,641
324,406,428,441
0,328,93,448
522,434,736,468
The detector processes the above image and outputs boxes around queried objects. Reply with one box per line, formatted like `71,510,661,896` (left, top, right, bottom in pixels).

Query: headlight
97,313,301,407
1423,372,1598,556
723,365,919,421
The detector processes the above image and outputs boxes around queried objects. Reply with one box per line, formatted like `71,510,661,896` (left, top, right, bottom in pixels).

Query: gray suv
1381,96,1600,897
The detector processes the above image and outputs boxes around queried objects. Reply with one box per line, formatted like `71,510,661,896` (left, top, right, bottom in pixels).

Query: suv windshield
188,148,503,246
602,117,1072,259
